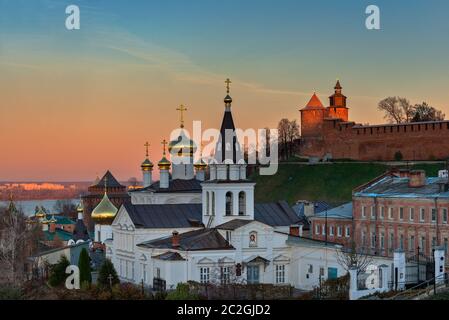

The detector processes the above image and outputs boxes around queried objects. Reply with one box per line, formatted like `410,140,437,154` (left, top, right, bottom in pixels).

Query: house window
420,208,425,222
380,232,385,250
389,233,394,250
337,226,342,237
371,206,375,219
275,265,286,284
238,191,246,216
409,208,414,221
371,232,376,249
362,231,366,247
389,207,393,220
315,224,320,235
141,263,147,283
220,266,231,284
329,226,334,236
212,192,215,215
322,225,326,236
249,231,258,247
156,267,161,279
400,234,404,250
319,267,325,277
200,267,210,284
345,226,350,237
225,192,233,216
362,206,366,218
432,208,437,222
206,192,210,215
409,235,415,253
420,237,426,252
443,209,448,224
399,207,404,220
380,207,385,219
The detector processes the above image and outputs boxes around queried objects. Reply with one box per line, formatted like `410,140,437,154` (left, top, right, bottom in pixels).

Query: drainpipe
435,197,440,247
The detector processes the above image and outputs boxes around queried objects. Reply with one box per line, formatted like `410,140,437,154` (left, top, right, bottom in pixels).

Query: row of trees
378,97,445,124
277,119,300,161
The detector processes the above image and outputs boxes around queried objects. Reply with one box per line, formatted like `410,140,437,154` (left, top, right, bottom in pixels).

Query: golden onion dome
35,207,46,218
158,156,171,170
41,217,50,225
194,158,207,171
141,158,154,171
168,130,197,157
77,201,84,213
49,215,57,223
91,192,118,224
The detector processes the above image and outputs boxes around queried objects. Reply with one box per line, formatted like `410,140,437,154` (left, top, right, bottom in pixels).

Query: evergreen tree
97,258,119,288
78,248,92,285
48,255,70,287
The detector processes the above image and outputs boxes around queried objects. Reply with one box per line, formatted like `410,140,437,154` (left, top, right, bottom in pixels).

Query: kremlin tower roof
301,93,324,110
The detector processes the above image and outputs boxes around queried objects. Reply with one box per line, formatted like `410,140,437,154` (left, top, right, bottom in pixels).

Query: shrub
48,255,70,287
166,283,200,300
78,248,92,285
97,258,120,288
0,286,23,300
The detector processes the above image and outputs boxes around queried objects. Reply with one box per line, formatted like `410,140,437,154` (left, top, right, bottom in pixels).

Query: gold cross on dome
161,139,168,155
144,141,150,157
225,78,232,93
176,104,188,128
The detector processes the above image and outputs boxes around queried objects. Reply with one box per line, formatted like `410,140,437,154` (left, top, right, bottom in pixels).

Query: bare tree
287,120,300,157
53,199,76,218
0,205,39,284
277,119,290,160
378,96,414,124
335,241,373,276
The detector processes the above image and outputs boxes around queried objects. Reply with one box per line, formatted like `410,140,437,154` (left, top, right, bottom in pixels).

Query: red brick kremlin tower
81,170,130,232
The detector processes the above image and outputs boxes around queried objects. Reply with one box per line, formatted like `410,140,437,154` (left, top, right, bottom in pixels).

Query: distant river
0,199,80,216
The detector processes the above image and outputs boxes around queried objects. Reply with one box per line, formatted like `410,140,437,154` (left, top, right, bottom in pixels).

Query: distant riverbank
0,199,80,216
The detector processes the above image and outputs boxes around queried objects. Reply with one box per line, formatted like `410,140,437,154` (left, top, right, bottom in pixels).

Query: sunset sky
1,0,449,181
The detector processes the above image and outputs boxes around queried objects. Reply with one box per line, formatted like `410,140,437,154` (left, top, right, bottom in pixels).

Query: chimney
49,221,56,233
171,230,180,247
303,202,315,218
409,170,426,188
289,224,303,237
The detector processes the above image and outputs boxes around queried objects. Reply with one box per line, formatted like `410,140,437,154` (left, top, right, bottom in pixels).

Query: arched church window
238,191,246,216
206,192,210,215
225,192,233,216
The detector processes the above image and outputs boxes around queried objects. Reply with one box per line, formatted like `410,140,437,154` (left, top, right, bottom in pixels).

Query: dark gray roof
133,178,202,193
92,170,125,188
215,219,253,230
292,201,333,216
152,251,186,261
254,201,301,227
123,202,203,229
138,228,234,251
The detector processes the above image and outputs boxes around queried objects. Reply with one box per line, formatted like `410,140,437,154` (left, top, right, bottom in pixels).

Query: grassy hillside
252,162,445,205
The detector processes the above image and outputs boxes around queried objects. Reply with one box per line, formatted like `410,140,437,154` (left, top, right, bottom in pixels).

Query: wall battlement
300,82,449,161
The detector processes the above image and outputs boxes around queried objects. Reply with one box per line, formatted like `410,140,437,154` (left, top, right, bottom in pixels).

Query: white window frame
275,264,286,284
389,207,393,220
420,208,425,222
409,208,414,221
337,226,342,237
200,267,210,284
345,226,350,238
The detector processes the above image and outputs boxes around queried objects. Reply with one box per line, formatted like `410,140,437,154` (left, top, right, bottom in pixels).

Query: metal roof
354,175,449,199
123,202,203,229
138,228,234,251
133,178,202,193
152,251,186,261
254,201,301,226
91,170,125,189
314,202,353,219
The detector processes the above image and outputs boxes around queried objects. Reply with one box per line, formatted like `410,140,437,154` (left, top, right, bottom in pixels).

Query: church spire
176,104,188,128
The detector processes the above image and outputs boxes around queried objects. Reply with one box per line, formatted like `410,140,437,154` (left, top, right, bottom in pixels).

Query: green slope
252,162,445,205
